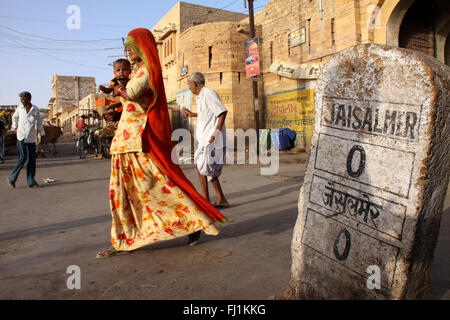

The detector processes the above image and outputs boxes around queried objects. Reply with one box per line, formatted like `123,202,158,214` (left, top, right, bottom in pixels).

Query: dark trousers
0,136,4,161
9,140,37,186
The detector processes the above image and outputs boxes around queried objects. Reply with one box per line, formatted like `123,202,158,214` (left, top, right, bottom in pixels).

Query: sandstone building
154,0,449,150
252,0,449,149
48,75,96,130
48,0,449,148
152,1,248,104
150,2,249,137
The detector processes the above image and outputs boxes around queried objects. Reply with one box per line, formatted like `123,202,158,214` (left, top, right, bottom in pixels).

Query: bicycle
77,128,99,159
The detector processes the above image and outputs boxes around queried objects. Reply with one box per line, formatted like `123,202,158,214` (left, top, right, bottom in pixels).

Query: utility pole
247,0,260,155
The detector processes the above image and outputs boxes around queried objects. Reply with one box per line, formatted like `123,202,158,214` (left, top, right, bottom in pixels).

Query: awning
269,61,321,79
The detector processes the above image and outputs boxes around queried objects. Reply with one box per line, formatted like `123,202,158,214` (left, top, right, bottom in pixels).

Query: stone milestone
286,44,449,299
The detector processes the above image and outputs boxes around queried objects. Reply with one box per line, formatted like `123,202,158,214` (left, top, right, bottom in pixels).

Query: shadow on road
0,214,111,241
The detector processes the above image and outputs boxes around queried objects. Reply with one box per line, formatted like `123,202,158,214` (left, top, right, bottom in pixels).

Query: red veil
125,28,227,224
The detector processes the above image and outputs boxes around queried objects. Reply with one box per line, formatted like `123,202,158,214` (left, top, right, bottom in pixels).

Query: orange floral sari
108,28,226,251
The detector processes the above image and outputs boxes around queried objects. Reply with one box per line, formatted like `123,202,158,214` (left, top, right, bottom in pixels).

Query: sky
0,0,271,109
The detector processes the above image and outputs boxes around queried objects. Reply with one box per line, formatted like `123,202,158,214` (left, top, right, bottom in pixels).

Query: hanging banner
176,88,192,130
290,27,306,47
245,37,260,78
269,61,321,79
266,86,316,148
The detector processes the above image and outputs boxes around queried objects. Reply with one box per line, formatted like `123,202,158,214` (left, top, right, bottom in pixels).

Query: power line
6,35,110,70
0,44,123,52
0,15,134,29
204,0,248,19
0,32,122,58
239,4,266,13
0,24,121,43
0,30,117,49
220,0,240,10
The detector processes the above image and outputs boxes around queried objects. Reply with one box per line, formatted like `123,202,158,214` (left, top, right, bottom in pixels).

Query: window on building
270,41,273,64
208,46,212,68
307,18,311,53
331,18,336,46
220,72,223,84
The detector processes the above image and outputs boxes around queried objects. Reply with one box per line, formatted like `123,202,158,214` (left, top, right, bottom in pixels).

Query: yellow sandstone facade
253,0,449,150
49,75,96,129
153,0,448,150
48,0,449,148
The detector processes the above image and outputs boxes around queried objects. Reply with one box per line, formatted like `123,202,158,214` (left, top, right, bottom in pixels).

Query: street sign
288,44,450,299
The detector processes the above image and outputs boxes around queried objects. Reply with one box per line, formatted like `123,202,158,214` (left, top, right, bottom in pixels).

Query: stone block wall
179,1,248,33
177,21,264,131
50,75,96,125
153,2,181,104
151,2,248,105
250,0,425,149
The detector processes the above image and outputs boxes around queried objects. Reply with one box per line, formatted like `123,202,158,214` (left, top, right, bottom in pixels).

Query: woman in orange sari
96,28,227,258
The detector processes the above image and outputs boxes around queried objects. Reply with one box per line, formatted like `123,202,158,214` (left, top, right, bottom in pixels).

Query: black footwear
7,177,15,188
188,231,201,246
28,182,40,188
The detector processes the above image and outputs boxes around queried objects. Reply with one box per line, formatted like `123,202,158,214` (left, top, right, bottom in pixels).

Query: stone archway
380,0,449,63
436,19,450,66
383,0,415,47
398,0,436,56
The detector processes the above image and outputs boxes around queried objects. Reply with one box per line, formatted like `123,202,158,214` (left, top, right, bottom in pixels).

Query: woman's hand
104,109,120,122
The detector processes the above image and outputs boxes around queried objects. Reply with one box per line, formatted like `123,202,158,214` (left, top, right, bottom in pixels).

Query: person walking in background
0,117,6,163
75,114,87,146
7,91,45,188
76,114,87,134
96,28,227,258
183,72,230,209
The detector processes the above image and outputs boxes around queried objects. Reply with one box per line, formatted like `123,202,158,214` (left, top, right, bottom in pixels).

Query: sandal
213,202,230,208
188,231,201,247
96,247,129,259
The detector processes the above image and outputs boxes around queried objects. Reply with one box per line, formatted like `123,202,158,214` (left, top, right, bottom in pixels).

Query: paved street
0,136,448,299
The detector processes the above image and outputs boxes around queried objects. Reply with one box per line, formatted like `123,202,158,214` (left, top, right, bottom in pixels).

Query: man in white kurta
183,72,229,208
7,91,45,188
